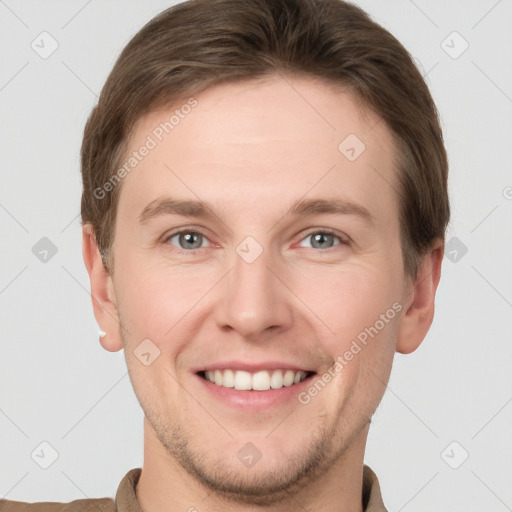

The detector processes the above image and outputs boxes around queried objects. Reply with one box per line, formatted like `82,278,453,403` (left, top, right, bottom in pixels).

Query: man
1,0,449,510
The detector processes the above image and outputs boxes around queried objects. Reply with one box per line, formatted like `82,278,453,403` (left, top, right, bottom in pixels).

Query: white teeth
252,370,271,391
203,369,308,391
283,370,295,386
234,370,252,390
270,370,284,389
222,369,235,387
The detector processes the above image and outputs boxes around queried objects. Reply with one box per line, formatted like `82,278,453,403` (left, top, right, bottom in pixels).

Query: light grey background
1,0,511,510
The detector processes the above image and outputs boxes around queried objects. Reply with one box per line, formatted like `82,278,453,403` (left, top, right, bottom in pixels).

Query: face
87,74,430,503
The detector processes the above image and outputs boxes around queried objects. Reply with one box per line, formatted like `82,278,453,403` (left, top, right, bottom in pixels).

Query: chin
147,408,353,505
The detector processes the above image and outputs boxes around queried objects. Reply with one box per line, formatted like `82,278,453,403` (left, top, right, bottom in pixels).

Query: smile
199,369,314,391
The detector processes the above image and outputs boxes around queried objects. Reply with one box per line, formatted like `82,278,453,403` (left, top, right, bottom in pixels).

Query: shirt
0,464,387,511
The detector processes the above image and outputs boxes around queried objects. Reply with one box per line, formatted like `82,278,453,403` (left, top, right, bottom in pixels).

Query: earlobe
82,224,124,352
395,239,444,354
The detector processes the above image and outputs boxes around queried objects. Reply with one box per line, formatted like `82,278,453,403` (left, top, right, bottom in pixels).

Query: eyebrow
138,196,374,226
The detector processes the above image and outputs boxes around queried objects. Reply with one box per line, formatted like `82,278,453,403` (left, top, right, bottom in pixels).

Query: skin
83,73,443,512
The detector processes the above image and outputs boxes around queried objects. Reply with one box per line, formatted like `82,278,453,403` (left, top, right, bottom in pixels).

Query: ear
82,224,123,352
396,239,444,354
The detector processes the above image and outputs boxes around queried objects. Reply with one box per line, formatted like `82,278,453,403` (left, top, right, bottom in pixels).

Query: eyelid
162,225,209,239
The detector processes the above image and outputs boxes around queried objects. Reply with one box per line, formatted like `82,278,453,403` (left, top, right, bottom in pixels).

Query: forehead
118,74,399,227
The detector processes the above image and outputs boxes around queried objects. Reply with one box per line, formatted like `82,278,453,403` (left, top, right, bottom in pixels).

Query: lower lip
195,373,315,411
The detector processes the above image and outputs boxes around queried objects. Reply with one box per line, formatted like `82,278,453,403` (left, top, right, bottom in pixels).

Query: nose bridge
214,238,293,337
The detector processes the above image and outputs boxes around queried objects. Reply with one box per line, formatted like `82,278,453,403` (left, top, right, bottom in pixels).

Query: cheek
310,273,399,419
115,255,212,340
294,264,401,353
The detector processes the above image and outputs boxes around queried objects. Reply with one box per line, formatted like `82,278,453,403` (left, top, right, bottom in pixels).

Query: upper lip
193,360,316,373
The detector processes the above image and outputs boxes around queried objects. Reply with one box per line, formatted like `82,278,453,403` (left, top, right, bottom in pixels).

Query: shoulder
362,464,388,512
0,468,142,512
0,497,114,512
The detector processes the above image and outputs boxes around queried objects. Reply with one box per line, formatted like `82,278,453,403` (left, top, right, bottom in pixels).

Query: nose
213,245,294,340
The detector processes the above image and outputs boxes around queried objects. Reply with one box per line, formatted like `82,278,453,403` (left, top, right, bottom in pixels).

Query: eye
165,230,209,251
297,229,347,250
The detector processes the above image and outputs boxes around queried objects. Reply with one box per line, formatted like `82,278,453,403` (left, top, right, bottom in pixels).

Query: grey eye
312,233,335,249
299,231,342,249
168,231,207,250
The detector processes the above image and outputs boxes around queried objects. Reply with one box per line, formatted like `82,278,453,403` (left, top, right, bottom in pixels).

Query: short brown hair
80,0,449,279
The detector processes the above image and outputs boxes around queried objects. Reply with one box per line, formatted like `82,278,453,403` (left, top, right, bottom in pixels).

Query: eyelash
163,227,349,254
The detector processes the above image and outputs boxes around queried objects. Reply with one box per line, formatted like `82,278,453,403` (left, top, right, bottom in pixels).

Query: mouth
197,368,316,391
